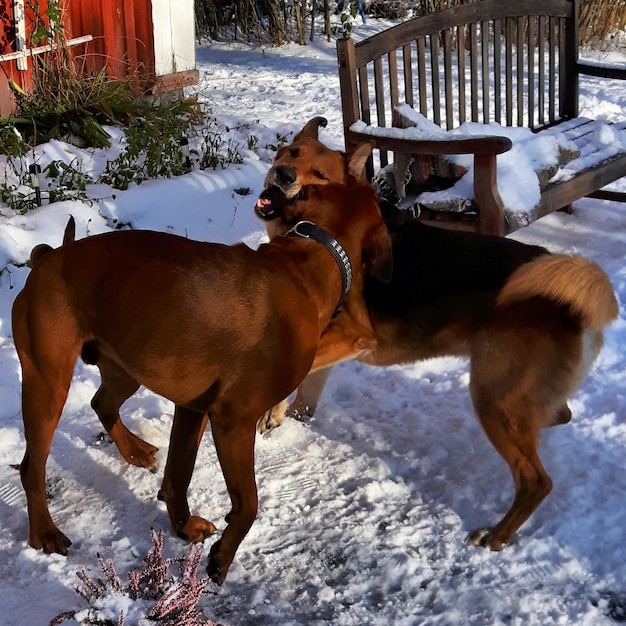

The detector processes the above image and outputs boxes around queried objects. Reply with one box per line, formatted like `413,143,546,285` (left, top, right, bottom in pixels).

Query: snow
1,20,626,626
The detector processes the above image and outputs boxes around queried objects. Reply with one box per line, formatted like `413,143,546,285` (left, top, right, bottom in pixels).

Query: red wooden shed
0,0,198,116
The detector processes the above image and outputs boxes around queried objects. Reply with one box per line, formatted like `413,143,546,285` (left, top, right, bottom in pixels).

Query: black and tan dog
256,117,619,551
12,173,392,584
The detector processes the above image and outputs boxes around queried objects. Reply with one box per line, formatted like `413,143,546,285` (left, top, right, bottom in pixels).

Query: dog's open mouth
254,186,288,221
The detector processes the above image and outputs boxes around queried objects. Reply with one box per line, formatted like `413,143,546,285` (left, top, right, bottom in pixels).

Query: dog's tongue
255,186,287,221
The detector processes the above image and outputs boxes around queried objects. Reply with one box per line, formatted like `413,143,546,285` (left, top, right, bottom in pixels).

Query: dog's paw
123,441,159,471
207,540,230,586
176,515,217,543
31,527,72,556
467,528,504,551
112,426,159,471
256,412,279,434
257,400,288,434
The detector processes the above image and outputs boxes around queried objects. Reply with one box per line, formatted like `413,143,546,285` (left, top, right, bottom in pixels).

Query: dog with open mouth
256,116,374,227
256,117,619,552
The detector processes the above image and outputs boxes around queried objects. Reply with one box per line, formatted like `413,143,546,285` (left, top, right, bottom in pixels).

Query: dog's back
361,219,549,363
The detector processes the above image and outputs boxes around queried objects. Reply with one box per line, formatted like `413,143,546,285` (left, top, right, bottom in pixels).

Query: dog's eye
289,147,300,158
313,170,327,180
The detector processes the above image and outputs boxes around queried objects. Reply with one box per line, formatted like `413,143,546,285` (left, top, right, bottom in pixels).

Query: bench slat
469,23,478,122
373,57,387,167
540,153,626,216
494,19,502,125
457,26,467,125
528,16,536,128
402,43,413,109
430,34,442,126
443,29,454,129
516,18,524,126
417,37,428,117
481,21,490,123
505,18,513,126
538,16,546,126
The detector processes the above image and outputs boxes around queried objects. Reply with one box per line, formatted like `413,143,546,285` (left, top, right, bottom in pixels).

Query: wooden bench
337,0,626,236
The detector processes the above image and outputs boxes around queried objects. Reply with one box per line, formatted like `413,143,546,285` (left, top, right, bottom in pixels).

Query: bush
49,529,224,626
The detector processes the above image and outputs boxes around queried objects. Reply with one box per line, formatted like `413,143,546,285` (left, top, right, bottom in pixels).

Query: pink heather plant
49,529,223,626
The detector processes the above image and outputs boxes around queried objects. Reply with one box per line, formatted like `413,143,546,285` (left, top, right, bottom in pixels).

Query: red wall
0,0,157,116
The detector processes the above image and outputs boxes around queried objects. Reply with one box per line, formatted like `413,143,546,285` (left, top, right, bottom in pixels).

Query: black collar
286,220,353,316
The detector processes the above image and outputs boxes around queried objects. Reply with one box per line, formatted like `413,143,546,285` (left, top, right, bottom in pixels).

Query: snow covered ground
0,20,625,626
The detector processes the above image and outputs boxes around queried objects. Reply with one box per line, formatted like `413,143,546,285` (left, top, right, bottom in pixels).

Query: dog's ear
364,222,393,283
347,141,375,181
63,215,76,245
294,117,328,141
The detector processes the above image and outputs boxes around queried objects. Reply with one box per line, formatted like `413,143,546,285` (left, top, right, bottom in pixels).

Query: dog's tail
30,215,76,268
497,254,618,332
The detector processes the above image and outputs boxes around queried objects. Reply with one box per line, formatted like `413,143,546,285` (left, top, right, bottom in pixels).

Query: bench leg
474,154,505,237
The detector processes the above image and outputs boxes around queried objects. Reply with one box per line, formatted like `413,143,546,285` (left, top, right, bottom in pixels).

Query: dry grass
418,0,626,47
579,0,626,47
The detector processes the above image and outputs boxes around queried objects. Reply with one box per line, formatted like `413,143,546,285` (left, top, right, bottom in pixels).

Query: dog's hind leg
158,406,216,542
466,396,552,550
13,293,79,554
466,303,582,549
20,364,77,554
88,350,158,470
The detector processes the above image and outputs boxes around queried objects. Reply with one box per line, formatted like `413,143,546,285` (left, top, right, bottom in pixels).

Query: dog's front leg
289,367,332,418
257,366,335,433
158,406,216,542
207,416,258,585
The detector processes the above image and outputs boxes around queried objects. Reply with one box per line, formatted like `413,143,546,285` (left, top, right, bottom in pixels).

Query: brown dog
256,118,619,551
12,176,392,584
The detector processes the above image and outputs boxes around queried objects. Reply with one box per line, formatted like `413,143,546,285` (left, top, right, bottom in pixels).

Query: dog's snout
276,165,297,186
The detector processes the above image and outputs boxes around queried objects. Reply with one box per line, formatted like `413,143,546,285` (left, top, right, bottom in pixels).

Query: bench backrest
337,0,580,174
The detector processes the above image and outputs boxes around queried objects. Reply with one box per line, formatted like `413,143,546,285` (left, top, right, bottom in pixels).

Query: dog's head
255,117,374,223
263,181,393,284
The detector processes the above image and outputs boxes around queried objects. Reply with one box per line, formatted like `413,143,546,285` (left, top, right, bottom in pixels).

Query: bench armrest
347,128,510,236
346,129,513,156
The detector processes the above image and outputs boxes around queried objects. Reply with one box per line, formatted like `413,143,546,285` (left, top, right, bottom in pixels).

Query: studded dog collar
287,220,353,316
